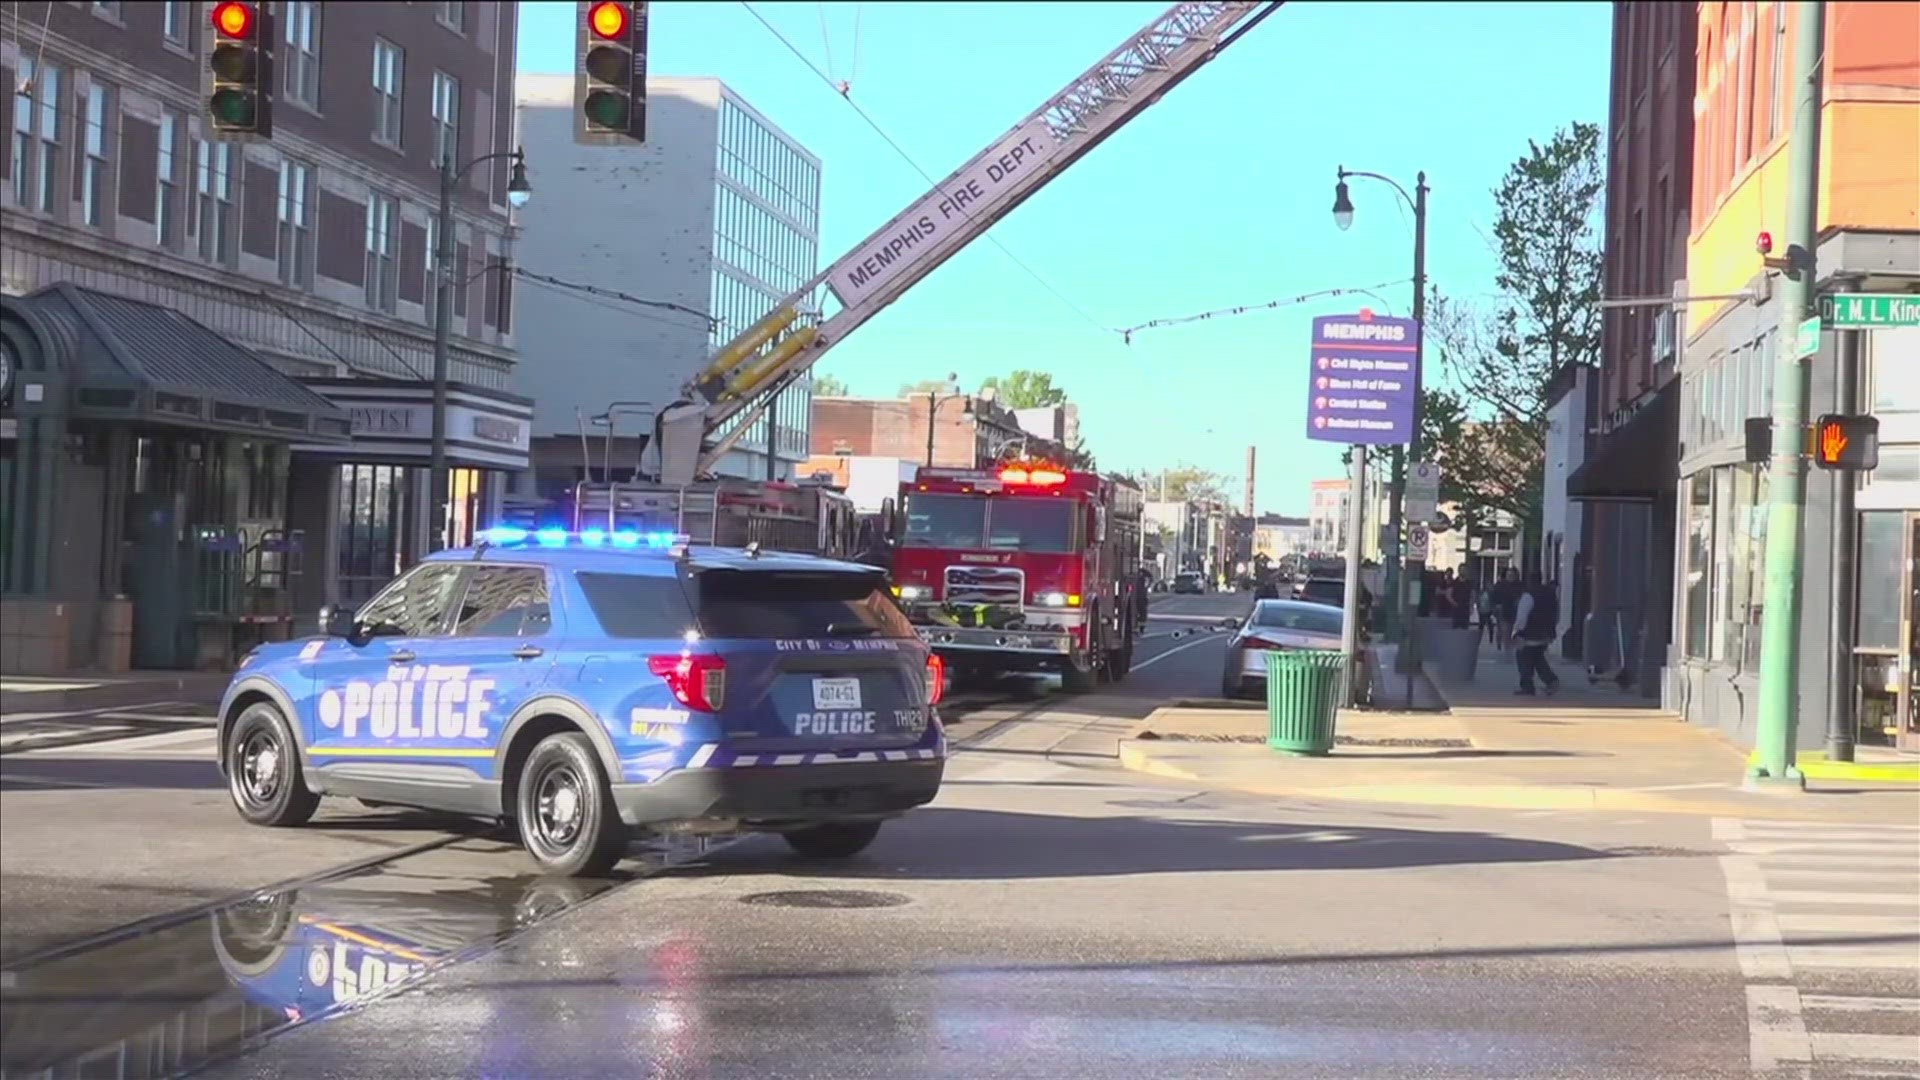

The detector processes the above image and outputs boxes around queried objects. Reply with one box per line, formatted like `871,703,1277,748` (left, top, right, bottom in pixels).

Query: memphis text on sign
827,119,1059,305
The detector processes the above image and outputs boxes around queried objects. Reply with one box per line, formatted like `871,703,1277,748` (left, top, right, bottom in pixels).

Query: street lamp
430,147,530,552
925,374,972,466
1331,165,1429,694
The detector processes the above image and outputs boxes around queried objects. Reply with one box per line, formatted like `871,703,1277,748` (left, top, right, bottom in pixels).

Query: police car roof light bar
476,526,685,550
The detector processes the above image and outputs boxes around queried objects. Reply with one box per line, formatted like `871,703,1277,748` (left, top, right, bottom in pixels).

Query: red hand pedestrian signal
1810,414,1879,472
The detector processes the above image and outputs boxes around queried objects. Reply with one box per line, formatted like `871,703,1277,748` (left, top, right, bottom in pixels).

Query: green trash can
1265,649,1348,756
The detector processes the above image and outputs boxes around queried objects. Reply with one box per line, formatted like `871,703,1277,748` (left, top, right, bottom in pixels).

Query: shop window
338,463,408,603
447,467,485,547
1871,327,1920,414
1856,512,1906,650
1683,471,1714,658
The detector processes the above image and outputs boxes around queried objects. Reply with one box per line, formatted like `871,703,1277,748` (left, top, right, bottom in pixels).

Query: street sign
1406,523,1431,560
1820,292,1920,329
1306,312,1421,445
1793,314,1822,360
1406,461,1440,521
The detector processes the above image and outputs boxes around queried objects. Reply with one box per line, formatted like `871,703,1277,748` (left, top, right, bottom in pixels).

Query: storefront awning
293,377,534,471
1567,379,1679,504
1,283,351,442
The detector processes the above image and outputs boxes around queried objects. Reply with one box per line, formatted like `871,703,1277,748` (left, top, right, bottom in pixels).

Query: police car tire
226,704,320,827
516,733,626,878
783,820,882,860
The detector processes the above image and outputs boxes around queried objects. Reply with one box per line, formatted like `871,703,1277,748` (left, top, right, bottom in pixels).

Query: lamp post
430,147,531,553
924,374,971,466
1333,166,1428,678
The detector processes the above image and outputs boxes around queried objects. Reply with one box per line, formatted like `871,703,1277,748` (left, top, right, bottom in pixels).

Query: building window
1871,327,1920,414
1683,471,1713,658
372,38,404,147
1767,1,1786,142
11,59,60,213
283,1,322,109
431,72,460,166
277,160,314,288
437,1,466,33
81,82,110,227
156,111,179,247
92,1,120,18
194,139,235,264
337,464,409,605
162,0,190,47
365,192,398,312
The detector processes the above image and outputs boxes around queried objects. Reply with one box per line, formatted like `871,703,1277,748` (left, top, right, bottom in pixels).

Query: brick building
810,393,1042,469
1,1,527,673
1565,0,1697,698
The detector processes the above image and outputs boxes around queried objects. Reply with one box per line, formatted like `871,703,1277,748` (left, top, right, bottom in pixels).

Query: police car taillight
925,652,945,706
647,653,726,712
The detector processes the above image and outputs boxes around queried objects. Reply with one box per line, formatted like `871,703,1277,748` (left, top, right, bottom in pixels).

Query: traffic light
575,1,648,145
203,1,273,139
1811,414,1880,471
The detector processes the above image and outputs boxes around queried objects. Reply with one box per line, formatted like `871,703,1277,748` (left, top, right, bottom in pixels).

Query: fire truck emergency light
999,467,1066,486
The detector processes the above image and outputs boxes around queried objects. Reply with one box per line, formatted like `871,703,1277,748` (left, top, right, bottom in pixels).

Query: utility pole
1752,0,1826,788
1339,446,1368,705
1399,173,1431,702
1826,277,1861,762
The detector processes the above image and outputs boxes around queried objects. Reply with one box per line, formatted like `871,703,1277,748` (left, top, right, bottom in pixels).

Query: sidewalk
1118,640,1920,824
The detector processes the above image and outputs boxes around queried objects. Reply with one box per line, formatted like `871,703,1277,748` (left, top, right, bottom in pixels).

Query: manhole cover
740,890,911,909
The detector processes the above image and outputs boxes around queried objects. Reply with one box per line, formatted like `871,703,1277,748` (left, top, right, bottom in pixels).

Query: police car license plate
811,677,862,710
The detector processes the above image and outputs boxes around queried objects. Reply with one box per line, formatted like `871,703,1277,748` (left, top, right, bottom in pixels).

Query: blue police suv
216,528,949,876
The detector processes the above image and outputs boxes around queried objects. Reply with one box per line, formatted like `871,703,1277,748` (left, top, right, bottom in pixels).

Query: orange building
1671,2,1920,751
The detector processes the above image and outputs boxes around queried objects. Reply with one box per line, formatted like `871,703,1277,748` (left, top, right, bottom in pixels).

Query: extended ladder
655,1,1280,483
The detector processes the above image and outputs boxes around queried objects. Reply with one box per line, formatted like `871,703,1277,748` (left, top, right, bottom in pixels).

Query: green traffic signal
583,89,629,131
210,88,256,128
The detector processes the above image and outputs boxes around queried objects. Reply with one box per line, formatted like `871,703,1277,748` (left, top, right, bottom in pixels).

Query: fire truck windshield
903,493,1075,553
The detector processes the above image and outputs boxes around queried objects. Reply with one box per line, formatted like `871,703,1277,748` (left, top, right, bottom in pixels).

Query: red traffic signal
1811,414,1879,471
588,1,630,39
211,1,255,39
576,0,647,145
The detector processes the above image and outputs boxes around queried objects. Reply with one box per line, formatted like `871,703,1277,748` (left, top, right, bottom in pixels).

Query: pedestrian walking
1448,574,1475,630
1491,568,1524,652
1511,572,1562,696
1477,584,1497,644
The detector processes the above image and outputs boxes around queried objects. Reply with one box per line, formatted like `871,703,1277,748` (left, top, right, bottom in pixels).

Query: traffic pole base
1741,766,1808,793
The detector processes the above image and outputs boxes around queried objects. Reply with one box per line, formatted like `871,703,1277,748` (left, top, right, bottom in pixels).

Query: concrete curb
1745,750,1920,785
1115,740,1914,822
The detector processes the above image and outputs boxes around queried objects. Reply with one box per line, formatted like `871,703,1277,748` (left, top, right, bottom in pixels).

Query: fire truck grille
945,566,1024,606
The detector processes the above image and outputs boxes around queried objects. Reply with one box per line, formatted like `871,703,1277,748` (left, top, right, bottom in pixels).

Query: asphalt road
3,591,1913,1078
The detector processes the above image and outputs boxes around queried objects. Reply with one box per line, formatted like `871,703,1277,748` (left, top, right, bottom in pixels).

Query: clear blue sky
517,1,1610,515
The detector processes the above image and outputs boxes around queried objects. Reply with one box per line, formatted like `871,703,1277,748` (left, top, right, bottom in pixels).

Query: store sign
293,382,533,469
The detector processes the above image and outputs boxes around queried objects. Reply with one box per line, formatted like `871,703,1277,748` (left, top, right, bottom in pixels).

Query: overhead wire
512,268,717,331
740,1,1113,337
1116,279,1413,344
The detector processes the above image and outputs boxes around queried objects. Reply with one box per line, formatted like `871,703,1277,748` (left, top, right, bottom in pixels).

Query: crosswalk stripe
1787,945,1920,970
1776,913,1920,934
1730,841,1920,856
1808,1032,1920,1065
1746,985,1812,1069
1765,869,1920,885
1771,889,1920,907
1800,994,1920,1014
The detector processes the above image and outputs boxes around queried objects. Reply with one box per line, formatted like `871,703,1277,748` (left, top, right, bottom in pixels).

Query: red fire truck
885,462,1144,691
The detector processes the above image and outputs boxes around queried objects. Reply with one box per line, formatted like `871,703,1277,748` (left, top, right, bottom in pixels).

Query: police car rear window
574,572,700,639
694,570,913,640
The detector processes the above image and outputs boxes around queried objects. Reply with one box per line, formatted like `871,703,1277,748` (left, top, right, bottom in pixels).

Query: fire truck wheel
1108,642,1133,683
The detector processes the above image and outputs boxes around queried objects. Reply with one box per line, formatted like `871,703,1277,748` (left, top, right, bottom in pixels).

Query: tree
1423,120,1604,537
1065,435,1097,471
1127,465,1227,502
812,373,849,396
899,378,955,397
980,369,1066,409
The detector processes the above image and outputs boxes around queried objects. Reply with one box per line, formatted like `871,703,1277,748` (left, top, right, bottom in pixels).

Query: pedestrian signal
1810,414,1879,471
204,1,273,139
575,1,648,145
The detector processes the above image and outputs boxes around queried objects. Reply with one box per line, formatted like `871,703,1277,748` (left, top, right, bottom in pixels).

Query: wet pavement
4,599,1851,1077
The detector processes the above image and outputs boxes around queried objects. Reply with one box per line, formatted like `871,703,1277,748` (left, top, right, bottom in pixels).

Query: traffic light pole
1826,278,1861,762
1751,0,1826,788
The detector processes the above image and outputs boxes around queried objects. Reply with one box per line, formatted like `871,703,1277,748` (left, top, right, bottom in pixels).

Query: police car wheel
226,704,319,827
516,733,625,878
783,820,882,860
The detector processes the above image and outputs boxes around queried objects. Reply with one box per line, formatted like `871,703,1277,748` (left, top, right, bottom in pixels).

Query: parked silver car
1220,599,1361,700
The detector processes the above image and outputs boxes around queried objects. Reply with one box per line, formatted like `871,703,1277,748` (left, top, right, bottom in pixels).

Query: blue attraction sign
1306,311,1420,445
